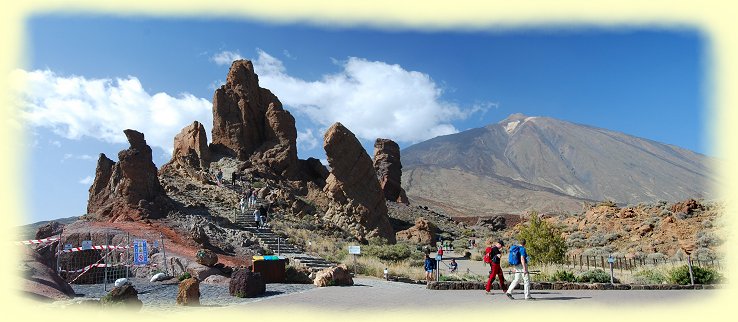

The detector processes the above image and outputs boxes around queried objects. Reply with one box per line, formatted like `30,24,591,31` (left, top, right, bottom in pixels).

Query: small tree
517,212,567,265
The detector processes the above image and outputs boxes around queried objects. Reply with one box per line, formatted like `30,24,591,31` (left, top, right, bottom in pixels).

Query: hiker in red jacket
485,240,507,294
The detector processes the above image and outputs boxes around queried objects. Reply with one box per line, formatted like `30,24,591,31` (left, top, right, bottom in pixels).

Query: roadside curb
427,281,723,290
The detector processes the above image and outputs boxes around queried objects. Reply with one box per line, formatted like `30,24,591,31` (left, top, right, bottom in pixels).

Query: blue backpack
508,245,521,265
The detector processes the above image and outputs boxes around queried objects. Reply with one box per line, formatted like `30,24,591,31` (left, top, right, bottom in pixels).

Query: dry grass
343,256,426,280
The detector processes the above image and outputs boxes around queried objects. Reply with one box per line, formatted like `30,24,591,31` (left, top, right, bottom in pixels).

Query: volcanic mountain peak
402,113,714,216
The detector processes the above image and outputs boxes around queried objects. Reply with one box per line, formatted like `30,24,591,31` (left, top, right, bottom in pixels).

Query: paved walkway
226,277,715,312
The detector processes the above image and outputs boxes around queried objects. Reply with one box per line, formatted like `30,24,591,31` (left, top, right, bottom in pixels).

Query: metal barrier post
104,232,109,291
56,230,63,274
126,233,130,279
160,233,168,276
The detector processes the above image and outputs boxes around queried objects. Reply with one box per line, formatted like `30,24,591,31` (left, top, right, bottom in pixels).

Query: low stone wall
427,281,721,290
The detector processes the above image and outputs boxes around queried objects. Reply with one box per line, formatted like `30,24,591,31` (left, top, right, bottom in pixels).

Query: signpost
133,239,149,265
348,246,361,276
607,255,615,284
81,240,92,250
435,254,442,281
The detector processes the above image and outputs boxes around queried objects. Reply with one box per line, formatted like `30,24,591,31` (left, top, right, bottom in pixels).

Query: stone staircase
231,197,336,272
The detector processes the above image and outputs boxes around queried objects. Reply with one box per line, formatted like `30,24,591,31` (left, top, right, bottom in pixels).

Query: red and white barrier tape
56,243,157,259
60,262,157,274
16,237,60,245
56,244,132,255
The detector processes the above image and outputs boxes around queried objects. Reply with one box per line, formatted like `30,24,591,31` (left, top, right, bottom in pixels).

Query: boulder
313,265,354,287
373,138,408,204
322,123,395,243
18,247,75,301
100,284,143,310
395,217,437,245
195,249,218,267
229,269,266,298
87,130,171,222
210,60,299,178
176,277,200,306
670,199,703,215
35,221,64,240
150,272,168,282
202,275,231,285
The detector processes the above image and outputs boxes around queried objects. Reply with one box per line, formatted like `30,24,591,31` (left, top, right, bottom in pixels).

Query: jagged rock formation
395,217,436,245
210,60,299,178
476,215,507,231
323,123,395,243
373,138,408,204
87,130,171,222
166,121,211,170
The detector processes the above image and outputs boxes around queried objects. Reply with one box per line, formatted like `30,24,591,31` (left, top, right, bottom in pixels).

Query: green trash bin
252,256,288,283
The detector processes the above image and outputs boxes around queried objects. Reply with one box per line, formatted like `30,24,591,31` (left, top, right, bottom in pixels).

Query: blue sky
14,15,706,224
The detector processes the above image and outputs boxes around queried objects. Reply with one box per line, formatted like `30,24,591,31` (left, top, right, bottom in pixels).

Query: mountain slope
402,113,715,216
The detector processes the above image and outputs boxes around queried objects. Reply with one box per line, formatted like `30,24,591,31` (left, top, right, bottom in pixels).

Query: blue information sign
133,239,149,265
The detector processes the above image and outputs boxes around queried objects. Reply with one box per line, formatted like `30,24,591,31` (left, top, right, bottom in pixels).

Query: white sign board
81,240,93,250
348,245,361,255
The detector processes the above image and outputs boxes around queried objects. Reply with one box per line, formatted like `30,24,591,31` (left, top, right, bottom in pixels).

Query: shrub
363,243,415,262
178,272,192,281
576,269,612,283
668,265,721,285
632,269,667,284
597,200,617,207
517,213,567,264
588,233,605,247
697,232,720,247
693,247,717,261
551,270,576,282
439,274,462,282
702,220,713,228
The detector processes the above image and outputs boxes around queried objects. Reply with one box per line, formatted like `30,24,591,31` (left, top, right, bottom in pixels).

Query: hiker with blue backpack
505,239,534,300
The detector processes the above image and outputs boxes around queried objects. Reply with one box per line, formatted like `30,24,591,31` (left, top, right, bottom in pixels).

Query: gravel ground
70,278,315,311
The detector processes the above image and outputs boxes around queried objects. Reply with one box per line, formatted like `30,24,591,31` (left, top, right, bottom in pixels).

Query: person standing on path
485,240,507,294
424,253,436,283
506,239,533,300
253,207,262,228
216,169,223,185
258,205,267,227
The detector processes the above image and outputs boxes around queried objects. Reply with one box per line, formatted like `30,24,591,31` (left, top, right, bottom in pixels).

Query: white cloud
78,176,93,185
296,128,319,151
62,153,95,162
10,69,213,155
49,140,61,147
211,51,244,66
251,49,490,143
283,49,295,60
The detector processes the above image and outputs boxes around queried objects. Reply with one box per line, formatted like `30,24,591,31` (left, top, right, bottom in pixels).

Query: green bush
632,269,667,285
178,272,192,281
551,270,576,282
517,213,567,264
439,275,462,282
668,265,721,285
576,269,612,283
363,243,414,262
